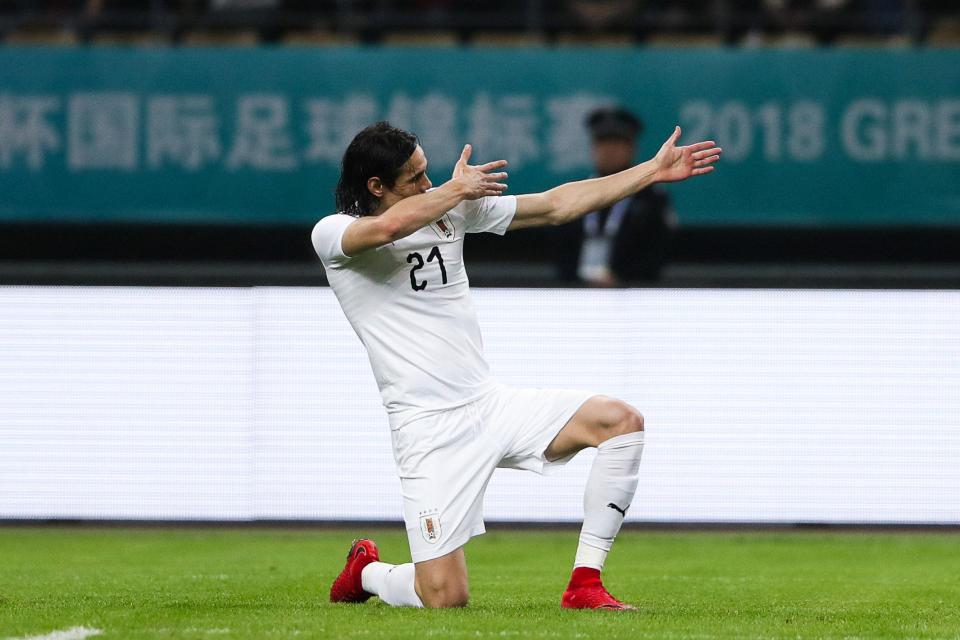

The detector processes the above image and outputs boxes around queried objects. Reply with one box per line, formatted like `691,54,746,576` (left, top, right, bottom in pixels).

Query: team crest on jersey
429,214,456,241
419,510,442,544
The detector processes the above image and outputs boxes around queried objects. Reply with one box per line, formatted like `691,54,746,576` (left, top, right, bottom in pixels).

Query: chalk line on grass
5,626,103,640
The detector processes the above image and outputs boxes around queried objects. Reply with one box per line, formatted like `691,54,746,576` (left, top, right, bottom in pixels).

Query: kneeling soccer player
316,121,721,609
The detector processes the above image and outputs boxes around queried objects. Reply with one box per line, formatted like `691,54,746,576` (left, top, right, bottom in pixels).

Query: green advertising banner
0,47,958,226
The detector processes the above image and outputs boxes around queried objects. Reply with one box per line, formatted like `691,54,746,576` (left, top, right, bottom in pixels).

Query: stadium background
2,5,960,639
1,1,959,527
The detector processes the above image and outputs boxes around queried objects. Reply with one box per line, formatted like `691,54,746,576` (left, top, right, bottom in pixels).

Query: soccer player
315,121,721,610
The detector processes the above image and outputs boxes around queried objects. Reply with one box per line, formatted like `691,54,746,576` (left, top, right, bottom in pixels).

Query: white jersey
311,195,517,429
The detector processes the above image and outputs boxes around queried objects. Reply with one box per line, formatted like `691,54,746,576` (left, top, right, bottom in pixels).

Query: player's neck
371,198,400,217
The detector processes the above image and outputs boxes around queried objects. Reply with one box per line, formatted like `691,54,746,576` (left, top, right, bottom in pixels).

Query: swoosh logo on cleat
606,502,629,517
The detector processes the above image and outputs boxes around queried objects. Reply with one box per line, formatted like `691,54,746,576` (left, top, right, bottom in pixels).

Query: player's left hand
653,126,722,183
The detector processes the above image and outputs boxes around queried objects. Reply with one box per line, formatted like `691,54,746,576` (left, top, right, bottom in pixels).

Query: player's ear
367,177,383,198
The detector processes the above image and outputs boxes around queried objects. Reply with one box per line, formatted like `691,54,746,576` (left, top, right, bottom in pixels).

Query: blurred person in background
565,0,639,31
746,0,911,43
556,106,677,286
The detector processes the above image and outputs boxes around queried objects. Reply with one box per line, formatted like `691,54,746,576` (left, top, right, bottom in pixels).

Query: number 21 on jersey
407,245,447,292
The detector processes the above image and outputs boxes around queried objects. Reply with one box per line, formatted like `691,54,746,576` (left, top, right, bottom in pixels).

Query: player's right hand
451,144,509,200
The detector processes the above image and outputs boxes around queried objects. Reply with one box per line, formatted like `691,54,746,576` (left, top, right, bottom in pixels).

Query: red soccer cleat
561,567,636,610
329,538,380,603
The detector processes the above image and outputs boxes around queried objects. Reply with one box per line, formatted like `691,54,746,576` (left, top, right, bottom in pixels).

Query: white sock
360,561,424,608
574,431,645,571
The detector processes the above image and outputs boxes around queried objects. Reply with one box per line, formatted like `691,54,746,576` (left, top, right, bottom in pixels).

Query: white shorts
389,382,594,563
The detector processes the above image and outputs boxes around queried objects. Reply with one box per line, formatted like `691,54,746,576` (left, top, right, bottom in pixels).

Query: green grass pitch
1,526,958,639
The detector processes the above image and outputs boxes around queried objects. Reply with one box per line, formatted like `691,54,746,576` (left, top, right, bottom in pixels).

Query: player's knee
417,574,469,608
603,399,644,439
420,582,469,608
431,588,470,608
622,406,644,434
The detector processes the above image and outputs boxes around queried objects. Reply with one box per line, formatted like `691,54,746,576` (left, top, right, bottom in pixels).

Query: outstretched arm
509,126,721,230
341,145,508,256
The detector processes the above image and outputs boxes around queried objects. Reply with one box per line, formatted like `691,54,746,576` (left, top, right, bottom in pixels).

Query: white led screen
1,286,958,523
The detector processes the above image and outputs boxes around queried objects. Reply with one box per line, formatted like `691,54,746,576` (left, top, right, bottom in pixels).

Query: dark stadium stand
0,1,957,46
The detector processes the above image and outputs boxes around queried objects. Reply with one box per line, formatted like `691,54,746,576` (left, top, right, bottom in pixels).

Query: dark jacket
555,186,676,284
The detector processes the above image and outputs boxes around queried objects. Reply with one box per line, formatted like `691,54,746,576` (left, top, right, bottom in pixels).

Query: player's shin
361,562,424,608
574,431,645,571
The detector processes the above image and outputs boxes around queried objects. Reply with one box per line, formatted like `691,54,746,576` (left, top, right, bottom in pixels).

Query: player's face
380,146,432,209
592,138,636,177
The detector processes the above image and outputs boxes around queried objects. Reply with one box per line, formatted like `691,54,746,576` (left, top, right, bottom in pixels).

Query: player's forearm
544,160,659,225
379,180,469,241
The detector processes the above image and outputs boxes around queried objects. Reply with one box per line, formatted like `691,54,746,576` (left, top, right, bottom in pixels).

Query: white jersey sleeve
311,213,356,267
460,195,517,235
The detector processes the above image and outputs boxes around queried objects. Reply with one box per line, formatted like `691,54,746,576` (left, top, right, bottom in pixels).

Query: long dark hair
335,121,419,217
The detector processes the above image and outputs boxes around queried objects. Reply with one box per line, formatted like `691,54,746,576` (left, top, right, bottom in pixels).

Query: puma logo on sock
606,502,628,517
